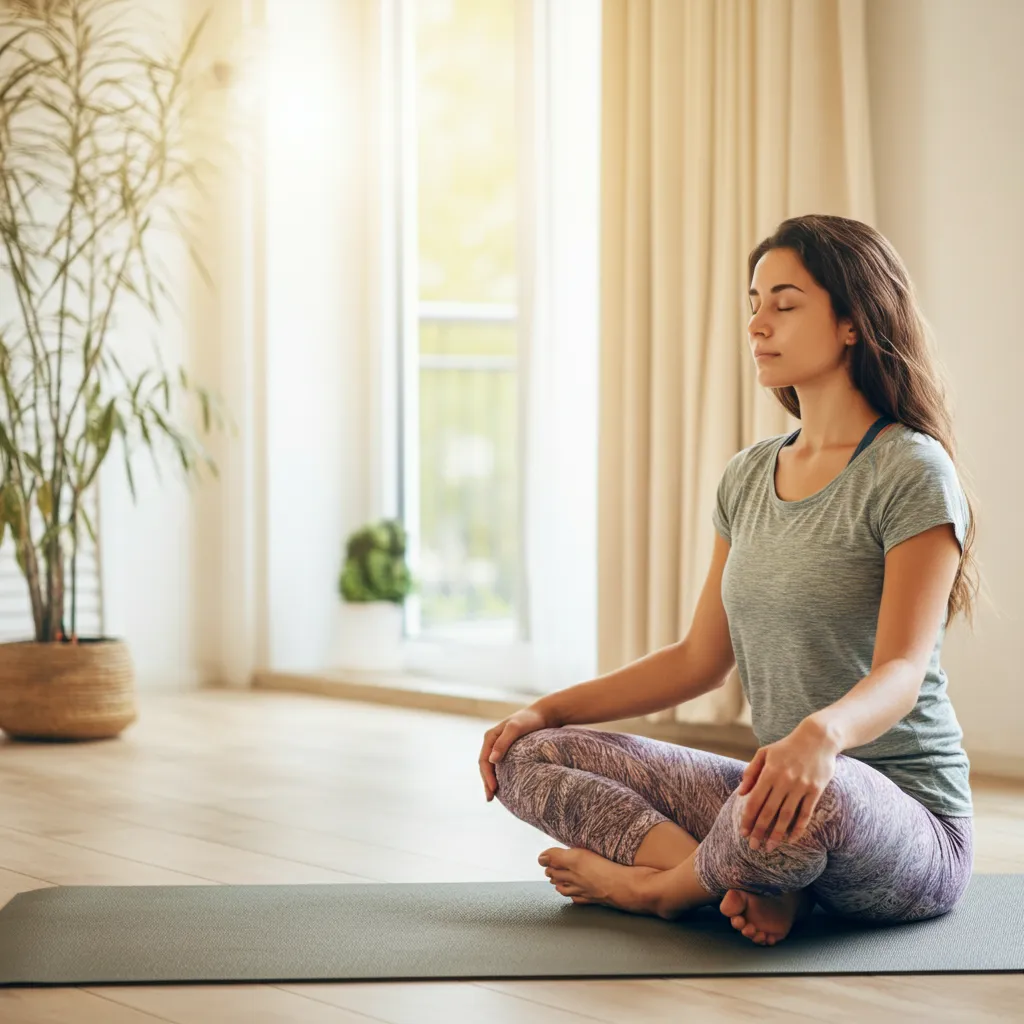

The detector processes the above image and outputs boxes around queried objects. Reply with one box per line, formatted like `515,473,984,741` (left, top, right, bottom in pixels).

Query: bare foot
538,846,663,916
718,887,816,946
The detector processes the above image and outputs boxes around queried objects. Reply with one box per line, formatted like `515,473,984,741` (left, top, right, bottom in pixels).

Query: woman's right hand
479,705,558,801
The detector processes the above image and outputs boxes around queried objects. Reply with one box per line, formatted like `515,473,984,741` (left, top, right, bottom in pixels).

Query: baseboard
135,667,206,691
966,751,1024,783
247,669,1024,786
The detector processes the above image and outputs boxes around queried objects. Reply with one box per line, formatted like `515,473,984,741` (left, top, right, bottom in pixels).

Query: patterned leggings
494,726,974,922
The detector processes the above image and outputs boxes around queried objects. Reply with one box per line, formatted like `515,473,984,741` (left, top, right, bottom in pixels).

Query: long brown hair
748,214,990,631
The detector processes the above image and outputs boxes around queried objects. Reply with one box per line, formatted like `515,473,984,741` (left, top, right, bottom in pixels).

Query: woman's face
747,247,853,384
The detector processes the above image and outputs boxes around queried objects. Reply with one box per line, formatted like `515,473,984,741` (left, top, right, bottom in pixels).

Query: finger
739,776,771,835
480,726,505,771
785,796,819,844
737,750,765,795
479,728,505,797
479,727,501,773
479,756,497,797
748,790,786,845
765,792,805,850
489,725,514,764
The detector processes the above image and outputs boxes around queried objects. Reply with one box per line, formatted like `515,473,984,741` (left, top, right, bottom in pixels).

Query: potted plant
331,518,415,673
0,0,225,739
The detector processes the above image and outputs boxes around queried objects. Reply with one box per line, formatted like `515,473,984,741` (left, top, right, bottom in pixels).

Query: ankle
632,821,700,870
646,850,719,920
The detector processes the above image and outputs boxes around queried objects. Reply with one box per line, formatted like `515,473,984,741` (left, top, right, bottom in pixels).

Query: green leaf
123,443,136,503
0,484,20,538
37,480,53,522
79,504,97,546
23,451,44,478
0,424,18,462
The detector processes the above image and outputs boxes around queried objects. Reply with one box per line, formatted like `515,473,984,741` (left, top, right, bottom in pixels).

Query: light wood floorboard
0,688,1020,1024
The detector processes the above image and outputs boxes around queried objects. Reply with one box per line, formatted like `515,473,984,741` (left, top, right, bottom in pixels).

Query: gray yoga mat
0,874,1021,985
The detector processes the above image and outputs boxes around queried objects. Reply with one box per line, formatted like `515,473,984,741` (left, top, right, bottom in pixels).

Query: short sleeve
876,438,971,556
712,453,742,543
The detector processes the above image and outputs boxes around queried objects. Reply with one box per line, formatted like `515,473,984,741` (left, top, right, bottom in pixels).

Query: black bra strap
848,415,897,464
783,415,897,465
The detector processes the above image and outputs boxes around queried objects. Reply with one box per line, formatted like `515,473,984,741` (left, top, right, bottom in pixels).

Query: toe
719,889,746,917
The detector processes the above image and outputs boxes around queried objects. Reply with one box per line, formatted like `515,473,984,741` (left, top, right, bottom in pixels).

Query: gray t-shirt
712,422,972,817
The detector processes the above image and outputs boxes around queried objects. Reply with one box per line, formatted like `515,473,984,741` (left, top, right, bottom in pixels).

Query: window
398,0,522,646
384,0,600,693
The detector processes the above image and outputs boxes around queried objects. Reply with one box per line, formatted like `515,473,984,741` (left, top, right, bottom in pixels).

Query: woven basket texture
0,640,137,740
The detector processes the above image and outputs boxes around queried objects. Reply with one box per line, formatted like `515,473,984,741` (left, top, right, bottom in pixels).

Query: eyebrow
748,283,805,297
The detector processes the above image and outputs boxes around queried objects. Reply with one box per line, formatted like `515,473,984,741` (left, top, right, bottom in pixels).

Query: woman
478,214,984,947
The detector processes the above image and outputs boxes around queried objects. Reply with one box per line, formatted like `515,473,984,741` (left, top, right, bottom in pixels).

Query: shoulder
876,424,959,480
724,433,785,474
871,424,971,547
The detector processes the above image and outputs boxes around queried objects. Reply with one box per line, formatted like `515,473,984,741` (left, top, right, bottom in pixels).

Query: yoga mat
0,874,1021,986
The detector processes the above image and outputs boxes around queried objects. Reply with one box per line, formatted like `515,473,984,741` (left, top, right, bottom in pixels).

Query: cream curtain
597,0,877,727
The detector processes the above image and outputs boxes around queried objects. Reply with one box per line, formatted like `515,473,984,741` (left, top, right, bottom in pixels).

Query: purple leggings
495,725,973,922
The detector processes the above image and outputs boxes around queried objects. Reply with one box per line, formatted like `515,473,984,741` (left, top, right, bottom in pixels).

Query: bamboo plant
0,0,227,643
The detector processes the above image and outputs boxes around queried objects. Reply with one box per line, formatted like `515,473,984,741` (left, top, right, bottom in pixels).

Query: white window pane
416,320,519,634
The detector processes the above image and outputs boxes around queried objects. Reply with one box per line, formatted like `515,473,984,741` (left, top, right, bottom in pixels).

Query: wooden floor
0,689,1021,1024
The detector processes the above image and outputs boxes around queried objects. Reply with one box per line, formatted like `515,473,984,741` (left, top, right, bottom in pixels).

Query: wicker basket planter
0,639,137,741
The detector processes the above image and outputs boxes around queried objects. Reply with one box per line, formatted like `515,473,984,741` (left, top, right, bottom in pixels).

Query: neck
791,376,882,456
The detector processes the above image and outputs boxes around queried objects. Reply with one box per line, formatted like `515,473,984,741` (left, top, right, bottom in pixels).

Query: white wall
100,0,380,687
261,0,375,673
866,0,1024,768
93,1,199,689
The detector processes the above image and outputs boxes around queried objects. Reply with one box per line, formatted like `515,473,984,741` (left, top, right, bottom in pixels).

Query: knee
493,726,562,781
731,780,842,847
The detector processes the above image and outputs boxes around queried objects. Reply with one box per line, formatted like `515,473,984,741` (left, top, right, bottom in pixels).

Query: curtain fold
597,0,877,726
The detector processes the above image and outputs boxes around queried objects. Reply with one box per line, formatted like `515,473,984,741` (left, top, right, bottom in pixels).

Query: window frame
384,0,541,691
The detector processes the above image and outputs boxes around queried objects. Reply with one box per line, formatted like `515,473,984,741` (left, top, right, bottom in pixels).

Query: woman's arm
805,658,921,754
810,521,962,752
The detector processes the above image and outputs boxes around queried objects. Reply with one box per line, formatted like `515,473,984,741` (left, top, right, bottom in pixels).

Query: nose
748,313,769,346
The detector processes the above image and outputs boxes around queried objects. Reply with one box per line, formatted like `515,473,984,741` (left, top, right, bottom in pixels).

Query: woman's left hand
736,718,839,852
